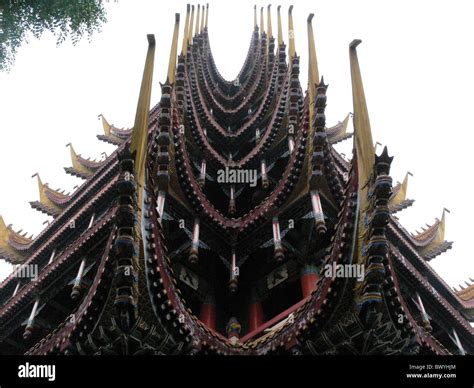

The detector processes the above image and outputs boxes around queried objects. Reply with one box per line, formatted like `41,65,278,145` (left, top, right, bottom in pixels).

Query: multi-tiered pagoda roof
0,4,472,355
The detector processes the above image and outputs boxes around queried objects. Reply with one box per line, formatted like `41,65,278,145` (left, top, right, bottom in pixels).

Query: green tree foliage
0,0,108,71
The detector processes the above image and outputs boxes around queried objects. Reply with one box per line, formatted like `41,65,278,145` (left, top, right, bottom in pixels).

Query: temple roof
29,174,71,217
455,279,474,302
412,209,453,260
64,143,104,179
0,4,471,356
389,172,415,213
96,115,132,145
327,113,353,144
0,216,32,264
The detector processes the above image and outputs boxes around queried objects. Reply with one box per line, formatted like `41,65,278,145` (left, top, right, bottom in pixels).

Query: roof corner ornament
267,5,273,40
195,5,201,36
349,38,375,191
307,13,320,113
277,5,283,46
254,5,257,30
181,4,190,56
288,6,295,59
200,4,205,34
188,5,195,45
167,13,181,85
130,34,156,197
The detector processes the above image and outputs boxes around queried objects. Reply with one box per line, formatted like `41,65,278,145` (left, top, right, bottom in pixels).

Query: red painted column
300,264,320,298
199,294,216,331
248,292,264,332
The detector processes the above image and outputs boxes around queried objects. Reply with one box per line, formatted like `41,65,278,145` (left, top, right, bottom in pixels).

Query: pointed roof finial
188,5,195,45
260,7,265,38
0,215,12,250
288,6,295,59
267,5,273,40
167,13,180,84
401,171,413,196
436,208,450,244
205,4,209,29
195,5,201,36
130,34,156,192
30,173,68,214
0,216,32,262
200,4,205,34
277,5,283,45
66,143,90,176
349,39,375,189
254,5,257,30
389,171,413,209
98,114,111,136
342,112,351,133
307,13,320,110
414,208,451,260
308,13,323,123
181,4,191,55
31,172,44,193
65,143,76,157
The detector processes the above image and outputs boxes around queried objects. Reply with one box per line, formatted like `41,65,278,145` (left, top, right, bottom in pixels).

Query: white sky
0,0,473,290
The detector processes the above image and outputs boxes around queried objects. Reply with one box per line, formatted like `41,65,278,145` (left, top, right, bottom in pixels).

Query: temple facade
0,4,473,355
